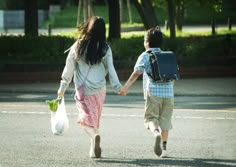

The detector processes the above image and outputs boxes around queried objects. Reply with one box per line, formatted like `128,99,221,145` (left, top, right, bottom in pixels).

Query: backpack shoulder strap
146,50,160,81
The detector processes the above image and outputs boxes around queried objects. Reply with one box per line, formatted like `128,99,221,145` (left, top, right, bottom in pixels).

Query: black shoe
154,134,162,157
94,135,102,158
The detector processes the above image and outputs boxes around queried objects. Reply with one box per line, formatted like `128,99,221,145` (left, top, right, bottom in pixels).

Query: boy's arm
119,70,142,96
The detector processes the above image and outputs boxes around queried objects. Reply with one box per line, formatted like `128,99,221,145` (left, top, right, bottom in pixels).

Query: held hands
57,90,64,98
118,86,128,96
117,71,139,96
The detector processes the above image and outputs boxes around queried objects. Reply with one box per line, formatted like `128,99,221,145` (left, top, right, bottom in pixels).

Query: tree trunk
176,0,185,31
167,0,176,39
127,0,133,23
119,0,124,22
133,0,158,29
24,0,38,36
83,0,88,21
107,0,121,40
77,0,82,26
88,0,94,17
133,0,148,29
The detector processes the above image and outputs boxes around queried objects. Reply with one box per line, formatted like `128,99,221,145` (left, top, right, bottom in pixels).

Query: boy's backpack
147,51,180,82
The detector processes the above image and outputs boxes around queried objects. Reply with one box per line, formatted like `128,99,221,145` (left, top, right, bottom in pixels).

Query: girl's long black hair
76,16,108,65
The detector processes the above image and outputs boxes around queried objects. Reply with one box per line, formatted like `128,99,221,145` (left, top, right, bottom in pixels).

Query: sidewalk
0,78,235,96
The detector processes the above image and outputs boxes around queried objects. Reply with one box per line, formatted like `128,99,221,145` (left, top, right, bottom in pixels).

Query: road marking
175,109,236,112
175,116,235,120
0,110,235,120
0,111,48,115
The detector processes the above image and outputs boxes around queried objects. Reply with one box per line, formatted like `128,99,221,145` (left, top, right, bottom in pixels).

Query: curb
1,89,235,97
0,66,236,83
1,77,236,97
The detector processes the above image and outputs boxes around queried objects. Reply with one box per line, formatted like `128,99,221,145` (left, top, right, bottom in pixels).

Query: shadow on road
97,157,236,167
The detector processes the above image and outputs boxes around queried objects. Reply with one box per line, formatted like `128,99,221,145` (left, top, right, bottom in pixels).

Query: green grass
51,6,79,27
47,5,143,28
121,28,236,39
45,5,168,28
164,29,236,37
53,27,236,39
47,27,236,45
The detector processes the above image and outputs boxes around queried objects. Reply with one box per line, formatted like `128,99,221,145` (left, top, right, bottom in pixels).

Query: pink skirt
75,90,106,129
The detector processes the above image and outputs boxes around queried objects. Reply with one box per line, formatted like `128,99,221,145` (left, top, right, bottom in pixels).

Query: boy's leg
149,122,160,136
144,95,161,134
160,130,168,157
159,98,174,158
148,121,162,156
144,96,163,156
161,130,168,144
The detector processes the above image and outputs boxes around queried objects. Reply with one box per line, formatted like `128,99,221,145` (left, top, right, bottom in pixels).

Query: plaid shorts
144,95,174,131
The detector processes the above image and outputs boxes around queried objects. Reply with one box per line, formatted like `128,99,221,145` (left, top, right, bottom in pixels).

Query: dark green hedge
0,36,74,64
0,34,235,68
110,34,236,68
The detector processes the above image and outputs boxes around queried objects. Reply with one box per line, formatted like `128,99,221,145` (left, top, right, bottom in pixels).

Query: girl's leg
94,128,99,135
94,134,102,158
82,125,101,158
82,126,96,157
93,127,101,158
83,125,96,137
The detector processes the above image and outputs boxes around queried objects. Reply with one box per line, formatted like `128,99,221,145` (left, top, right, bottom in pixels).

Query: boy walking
119,26,175,158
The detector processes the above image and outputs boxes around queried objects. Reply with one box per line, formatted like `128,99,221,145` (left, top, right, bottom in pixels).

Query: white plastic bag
50,98,69,135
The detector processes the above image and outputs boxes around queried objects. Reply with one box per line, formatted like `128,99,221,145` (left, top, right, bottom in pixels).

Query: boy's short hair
145,26,163,48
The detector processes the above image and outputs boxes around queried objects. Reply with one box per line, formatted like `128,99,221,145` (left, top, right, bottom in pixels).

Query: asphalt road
0,94,236,167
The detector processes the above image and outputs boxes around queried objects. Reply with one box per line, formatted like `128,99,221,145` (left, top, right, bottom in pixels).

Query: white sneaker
89,138,95,158
160,150,167,158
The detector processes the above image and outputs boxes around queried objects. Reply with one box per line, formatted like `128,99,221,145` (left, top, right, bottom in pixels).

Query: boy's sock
162,141,167,150
160,141,168,158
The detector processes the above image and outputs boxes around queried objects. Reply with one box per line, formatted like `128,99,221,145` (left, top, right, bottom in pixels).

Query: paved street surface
1,23,236,166
0,94,236,167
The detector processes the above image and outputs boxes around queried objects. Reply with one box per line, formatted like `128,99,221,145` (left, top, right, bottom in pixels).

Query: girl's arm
57,43,77,97
119,70,142,96
106,47,122,92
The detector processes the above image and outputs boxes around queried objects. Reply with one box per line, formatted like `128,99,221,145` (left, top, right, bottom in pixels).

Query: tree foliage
133,0,159,29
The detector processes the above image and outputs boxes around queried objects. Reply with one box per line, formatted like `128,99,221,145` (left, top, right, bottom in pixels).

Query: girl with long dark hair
57,16,122,158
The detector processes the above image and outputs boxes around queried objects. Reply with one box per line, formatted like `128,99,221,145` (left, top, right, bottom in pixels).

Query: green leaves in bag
46,97,62,112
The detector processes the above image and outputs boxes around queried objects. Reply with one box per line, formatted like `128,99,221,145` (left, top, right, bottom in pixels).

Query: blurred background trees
0,0,235,76
0,0,235,39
